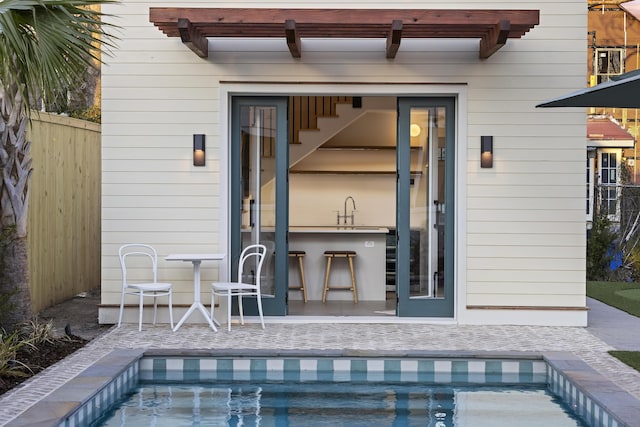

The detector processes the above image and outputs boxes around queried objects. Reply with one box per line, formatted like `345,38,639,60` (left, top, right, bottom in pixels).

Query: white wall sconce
193,134,205,166
481,136,493,168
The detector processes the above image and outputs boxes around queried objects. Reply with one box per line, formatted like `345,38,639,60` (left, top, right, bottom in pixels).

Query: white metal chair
118,244,174,331
211,244,266,331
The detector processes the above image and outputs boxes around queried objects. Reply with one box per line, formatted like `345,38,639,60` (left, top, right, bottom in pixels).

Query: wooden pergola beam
386,20,403,59
285,19,301,58
151,9,539,59
177,18,208,58
479,20,511,59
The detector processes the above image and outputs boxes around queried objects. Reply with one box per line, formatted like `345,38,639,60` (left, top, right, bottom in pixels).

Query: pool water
93,382,587,426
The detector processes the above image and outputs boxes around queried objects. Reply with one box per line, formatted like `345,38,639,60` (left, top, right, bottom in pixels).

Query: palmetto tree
0,0,115,328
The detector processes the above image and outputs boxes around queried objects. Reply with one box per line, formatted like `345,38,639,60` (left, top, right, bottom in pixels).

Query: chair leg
138,293,144,332
257,296,265,329
238,295,245,325
227,290,232,332
118,292,126,328
152,294,158,326
168,291,174,330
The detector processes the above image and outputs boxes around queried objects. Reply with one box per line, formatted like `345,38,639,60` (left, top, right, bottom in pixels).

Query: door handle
249,199,255,227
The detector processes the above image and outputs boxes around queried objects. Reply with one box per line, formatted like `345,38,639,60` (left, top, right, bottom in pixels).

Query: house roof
621,0,640,21
587,116,636,147
149,8,539,59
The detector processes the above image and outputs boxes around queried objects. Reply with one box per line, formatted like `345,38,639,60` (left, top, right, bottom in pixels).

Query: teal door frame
396,97,455,317
230,96,289,316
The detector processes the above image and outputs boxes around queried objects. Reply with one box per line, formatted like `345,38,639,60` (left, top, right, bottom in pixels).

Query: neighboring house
100,1,588,327
587,116,636,226
585,1,640,230
588,0,640,150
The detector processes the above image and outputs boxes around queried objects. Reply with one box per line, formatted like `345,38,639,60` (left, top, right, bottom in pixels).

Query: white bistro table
165,253,225,331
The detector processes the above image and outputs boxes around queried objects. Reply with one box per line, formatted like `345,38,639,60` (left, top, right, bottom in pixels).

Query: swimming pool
12,350,637,427
94,382,587,426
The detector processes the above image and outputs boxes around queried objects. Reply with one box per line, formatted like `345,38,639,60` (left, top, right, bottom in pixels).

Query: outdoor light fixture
410,124,422,137
193,134,205,166
481,136,493,168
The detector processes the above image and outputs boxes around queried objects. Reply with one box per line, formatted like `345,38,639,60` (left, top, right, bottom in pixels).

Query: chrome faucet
337,196,356,225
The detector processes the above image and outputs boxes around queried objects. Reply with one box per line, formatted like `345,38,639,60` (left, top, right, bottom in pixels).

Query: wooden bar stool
322,250,358,303
288,250,308,303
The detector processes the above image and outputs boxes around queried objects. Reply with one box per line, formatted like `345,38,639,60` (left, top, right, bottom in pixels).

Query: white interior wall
289,175,396,227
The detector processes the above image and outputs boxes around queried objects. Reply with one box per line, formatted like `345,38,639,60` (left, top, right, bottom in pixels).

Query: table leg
173,260,219,331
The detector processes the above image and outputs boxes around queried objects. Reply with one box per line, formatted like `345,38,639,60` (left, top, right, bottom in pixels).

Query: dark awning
536,70,640,109
149,8,539,59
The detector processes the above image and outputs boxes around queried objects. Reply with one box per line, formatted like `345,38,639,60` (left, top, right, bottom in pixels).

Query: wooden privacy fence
27,112,101,313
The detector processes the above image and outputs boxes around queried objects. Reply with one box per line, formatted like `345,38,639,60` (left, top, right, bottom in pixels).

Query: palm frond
0,0,118,116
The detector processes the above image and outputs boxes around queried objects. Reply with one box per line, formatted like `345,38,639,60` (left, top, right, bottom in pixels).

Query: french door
229,95,454,318
396,98,455,317
230,97,288,315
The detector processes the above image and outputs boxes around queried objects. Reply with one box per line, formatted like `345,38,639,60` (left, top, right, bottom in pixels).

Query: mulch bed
0,335,88,396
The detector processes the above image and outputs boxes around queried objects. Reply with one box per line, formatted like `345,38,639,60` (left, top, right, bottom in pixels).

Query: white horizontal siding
103,207,219,221
467,245,583,259
467,281,584,295
467,294,584,307
467,184,584,198
466,233,583,247
103,172,219,184
467,257,584,271
102,184,218,197
102,191,219,204
466,221,584,234
466,198,581,211
468,270,584,284
467,174,583,187
102,0,587,323
102,99,218,112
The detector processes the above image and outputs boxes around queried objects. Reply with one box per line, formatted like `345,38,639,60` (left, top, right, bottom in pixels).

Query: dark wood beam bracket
152,9,539,60
479,20,511,59
386,20,403,59
285,19,302,58
177,18,208,57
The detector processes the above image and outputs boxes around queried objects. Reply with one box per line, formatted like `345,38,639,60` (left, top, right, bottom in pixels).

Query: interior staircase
259,96,396,182
289,96,380,168
288,96,353,145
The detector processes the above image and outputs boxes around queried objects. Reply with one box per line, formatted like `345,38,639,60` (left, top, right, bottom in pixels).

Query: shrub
17,319,57,346
0,330,34,383
68,105,101,123
587,212,617,281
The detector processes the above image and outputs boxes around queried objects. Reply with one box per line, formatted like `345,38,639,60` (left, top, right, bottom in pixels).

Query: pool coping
5,349,640,427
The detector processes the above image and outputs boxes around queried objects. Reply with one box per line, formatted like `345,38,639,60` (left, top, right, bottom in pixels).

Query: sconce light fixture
193,134,205,166
410,124,421,138
480,136,493,168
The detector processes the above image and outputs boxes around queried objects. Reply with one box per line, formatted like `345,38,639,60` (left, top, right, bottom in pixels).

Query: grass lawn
587,281,640,372
587,281,640,318
609,351,640,372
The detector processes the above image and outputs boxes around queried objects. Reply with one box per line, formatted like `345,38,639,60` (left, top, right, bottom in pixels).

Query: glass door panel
231,97,288,315
240,105,277,298
397,98,454,317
